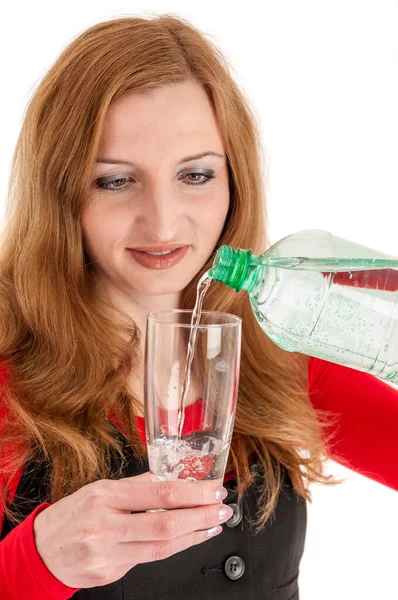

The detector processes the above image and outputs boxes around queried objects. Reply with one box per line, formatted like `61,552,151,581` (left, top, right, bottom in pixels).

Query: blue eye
95,171,215,193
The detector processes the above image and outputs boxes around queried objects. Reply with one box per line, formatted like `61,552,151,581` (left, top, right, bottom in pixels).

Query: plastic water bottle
208,229,398,383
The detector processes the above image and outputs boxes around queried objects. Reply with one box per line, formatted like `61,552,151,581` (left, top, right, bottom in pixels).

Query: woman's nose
136,194,181,242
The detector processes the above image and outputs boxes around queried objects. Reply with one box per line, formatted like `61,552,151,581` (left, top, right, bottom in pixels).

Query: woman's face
81,80,230,305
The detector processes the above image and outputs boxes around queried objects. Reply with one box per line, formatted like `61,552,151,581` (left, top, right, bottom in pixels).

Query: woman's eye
183,171,215,186
95,176,132,193
95,171,215,193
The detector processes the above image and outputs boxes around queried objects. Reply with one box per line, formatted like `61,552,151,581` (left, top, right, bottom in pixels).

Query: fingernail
206,525,223,539
215,486,228,501
219,505,233,521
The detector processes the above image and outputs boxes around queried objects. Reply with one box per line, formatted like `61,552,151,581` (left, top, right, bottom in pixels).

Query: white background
1,1,397,598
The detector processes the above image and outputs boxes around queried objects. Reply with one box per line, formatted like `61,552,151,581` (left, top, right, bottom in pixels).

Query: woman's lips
127,246,189,270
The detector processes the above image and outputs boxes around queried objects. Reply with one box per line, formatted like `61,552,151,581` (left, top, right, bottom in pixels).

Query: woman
0,14,397,600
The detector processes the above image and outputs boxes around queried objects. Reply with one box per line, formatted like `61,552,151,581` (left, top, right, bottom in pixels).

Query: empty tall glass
144,309,241,483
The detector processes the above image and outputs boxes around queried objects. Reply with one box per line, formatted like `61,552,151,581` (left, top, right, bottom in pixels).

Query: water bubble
173,463,185,476
215,360,229,372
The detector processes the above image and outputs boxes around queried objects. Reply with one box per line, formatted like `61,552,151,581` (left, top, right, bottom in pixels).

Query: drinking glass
144,309,241,483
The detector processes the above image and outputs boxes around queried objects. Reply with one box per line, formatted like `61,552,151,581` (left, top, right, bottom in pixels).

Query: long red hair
0,13,340,532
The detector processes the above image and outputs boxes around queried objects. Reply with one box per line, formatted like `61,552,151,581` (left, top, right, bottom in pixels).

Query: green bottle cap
209,246,262,292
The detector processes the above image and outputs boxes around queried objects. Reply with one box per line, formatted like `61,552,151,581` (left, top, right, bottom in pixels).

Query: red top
0,357,397,599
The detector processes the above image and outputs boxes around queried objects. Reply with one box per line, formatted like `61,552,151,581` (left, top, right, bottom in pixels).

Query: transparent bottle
208,229,398,384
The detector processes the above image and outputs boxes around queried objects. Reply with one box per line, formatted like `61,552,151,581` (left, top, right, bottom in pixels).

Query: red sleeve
308,355,398,491
0,360,81,599
0,503,80,600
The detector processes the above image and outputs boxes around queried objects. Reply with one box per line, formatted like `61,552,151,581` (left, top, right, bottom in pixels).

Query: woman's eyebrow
95,151,226,166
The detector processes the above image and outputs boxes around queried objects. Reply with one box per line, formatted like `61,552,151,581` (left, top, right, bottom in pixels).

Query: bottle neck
209,246,264,292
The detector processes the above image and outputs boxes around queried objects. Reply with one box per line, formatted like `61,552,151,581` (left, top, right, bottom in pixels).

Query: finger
109,502,233,543
112,525,224,567
126,471,153,482
104,478,226,512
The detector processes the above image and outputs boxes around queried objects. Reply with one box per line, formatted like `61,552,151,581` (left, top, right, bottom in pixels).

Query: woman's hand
33,472,232,589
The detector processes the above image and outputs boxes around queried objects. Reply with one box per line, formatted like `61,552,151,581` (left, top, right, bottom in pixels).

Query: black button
224,555,245,581
225,502,243,528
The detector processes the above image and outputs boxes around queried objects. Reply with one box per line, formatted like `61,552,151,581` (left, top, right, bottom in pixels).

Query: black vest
1,425,306,600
